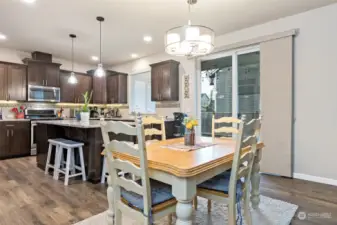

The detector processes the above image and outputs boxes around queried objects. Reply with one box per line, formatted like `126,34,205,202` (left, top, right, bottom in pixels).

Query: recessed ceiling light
21,0,36,4
91,56,99,61
143,36,152,43
0,33,7,40
131,54,138,58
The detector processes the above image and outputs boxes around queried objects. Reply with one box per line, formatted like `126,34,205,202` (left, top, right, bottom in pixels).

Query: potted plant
184,117,198,146
80,91,93,123
11,106,25,119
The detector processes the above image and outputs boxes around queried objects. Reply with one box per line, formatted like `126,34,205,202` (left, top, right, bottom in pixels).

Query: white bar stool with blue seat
53,139,86,186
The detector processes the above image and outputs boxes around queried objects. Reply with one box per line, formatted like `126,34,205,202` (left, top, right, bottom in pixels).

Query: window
129,71,156,114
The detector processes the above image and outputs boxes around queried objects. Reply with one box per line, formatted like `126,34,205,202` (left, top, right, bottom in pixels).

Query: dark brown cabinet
0,63,27,101
150,60,180,101
0,122,30,159
60,70,75,103
106,72,128,104
7,64,27,101
75,74,92,103
88,70,107,104
60,70,92,103
24,59,61,87
0,63,7,101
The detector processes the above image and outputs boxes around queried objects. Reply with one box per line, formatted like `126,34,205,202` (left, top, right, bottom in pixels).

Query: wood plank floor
0,157,336,225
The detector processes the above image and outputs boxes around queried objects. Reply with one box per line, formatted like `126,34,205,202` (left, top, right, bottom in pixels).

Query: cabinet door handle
6,125,14,127
7,130,9,137
46,80,48,86
8,93,10,101
11,129,13,137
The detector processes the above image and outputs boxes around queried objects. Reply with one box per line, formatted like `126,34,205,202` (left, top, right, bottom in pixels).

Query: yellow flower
186,122,192,130
192,120,198,126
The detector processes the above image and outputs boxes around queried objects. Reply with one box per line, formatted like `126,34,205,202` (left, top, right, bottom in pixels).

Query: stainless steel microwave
28,85,61,102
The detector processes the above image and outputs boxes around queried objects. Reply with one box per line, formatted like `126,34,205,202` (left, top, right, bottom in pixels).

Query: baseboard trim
293,173,337,186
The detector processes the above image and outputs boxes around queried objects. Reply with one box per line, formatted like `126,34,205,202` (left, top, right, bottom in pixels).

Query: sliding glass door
198,46,260,137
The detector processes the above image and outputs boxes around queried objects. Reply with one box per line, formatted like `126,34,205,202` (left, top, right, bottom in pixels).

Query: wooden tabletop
113,137,264,177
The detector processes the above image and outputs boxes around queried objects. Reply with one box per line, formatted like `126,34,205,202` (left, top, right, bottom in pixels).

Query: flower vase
16,112,24,119
80,112,90,123
184,128,195,146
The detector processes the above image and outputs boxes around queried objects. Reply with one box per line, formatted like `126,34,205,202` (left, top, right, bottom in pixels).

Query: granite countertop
0,119,31,122
37,119,134,128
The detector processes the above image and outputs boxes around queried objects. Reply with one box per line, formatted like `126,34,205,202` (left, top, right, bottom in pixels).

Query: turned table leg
251,148,262,209
107,175,114,225
172,177,196,225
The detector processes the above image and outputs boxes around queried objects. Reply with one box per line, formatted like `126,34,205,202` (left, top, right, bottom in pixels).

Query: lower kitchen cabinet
0,121,30,159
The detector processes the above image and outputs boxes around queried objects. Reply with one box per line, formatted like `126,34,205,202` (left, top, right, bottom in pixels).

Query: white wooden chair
212,114,242,142
143,116,166,142
195,116,262,225
101,117,176,225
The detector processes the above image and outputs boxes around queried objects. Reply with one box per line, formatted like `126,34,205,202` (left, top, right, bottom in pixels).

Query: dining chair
142,116,166,142
199,115,245,210
102,117,176,225
212,114,243,142
195,116,261,225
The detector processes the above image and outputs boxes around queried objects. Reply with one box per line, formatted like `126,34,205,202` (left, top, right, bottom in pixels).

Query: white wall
0,47,93,73
112,3,337,183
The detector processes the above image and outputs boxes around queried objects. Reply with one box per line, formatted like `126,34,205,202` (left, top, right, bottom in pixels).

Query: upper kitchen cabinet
75,73,92,103
23,59,61,87
106,71,128,104
60,70,92,103
7,64,27,101
60,70,75,103
0,62,27,101
150,60,180,101
87,69,107,104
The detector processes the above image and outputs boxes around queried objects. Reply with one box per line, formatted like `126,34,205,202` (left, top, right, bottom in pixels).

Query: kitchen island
36,119,134,183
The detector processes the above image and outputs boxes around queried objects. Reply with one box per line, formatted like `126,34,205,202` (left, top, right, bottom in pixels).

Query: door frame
195,45,260,135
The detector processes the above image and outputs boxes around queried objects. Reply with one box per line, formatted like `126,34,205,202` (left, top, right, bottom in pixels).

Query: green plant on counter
81,90,93,112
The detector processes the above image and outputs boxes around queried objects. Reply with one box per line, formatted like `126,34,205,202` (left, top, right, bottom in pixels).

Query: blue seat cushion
197,170,243,201
121,179,175,212
50,138,83,146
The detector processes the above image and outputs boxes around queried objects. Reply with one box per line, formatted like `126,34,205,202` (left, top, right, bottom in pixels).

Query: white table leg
251,148,262,209
172,177,196,225
107,175,114,225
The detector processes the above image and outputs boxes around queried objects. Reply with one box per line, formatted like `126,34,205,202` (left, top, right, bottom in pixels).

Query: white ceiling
0,0,336,66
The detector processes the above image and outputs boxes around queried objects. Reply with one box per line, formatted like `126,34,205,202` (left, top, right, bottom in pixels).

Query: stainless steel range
25,108,58,155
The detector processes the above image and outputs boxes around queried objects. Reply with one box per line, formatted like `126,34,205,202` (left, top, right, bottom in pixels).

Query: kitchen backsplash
0,102,180,119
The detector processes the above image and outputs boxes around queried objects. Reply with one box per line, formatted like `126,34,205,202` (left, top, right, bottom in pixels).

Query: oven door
31,122,37,155
28,85,60,102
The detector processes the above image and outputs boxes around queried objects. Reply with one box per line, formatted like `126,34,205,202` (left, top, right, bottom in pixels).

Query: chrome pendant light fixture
94,16,105,77
165,0,215,57
68,34,78,84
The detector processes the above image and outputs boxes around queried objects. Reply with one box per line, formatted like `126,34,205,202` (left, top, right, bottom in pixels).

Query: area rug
74,196,298,225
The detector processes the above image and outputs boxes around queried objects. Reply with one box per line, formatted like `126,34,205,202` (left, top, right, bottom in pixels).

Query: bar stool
53,139,86,186
45,138,63,177
101,156,108,184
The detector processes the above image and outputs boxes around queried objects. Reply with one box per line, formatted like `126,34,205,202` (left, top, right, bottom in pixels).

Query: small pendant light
94,16,105,77
68,34,78,84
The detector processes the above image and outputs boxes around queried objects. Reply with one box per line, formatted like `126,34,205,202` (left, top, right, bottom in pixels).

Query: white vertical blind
260,36,294,177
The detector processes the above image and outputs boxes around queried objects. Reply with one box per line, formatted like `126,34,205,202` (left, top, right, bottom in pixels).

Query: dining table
106,137,265,225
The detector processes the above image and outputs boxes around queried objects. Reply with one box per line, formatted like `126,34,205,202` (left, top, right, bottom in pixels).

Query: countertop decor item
165,0,215,57
11,105,25,119
184,117,198,146
80,91,93,123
